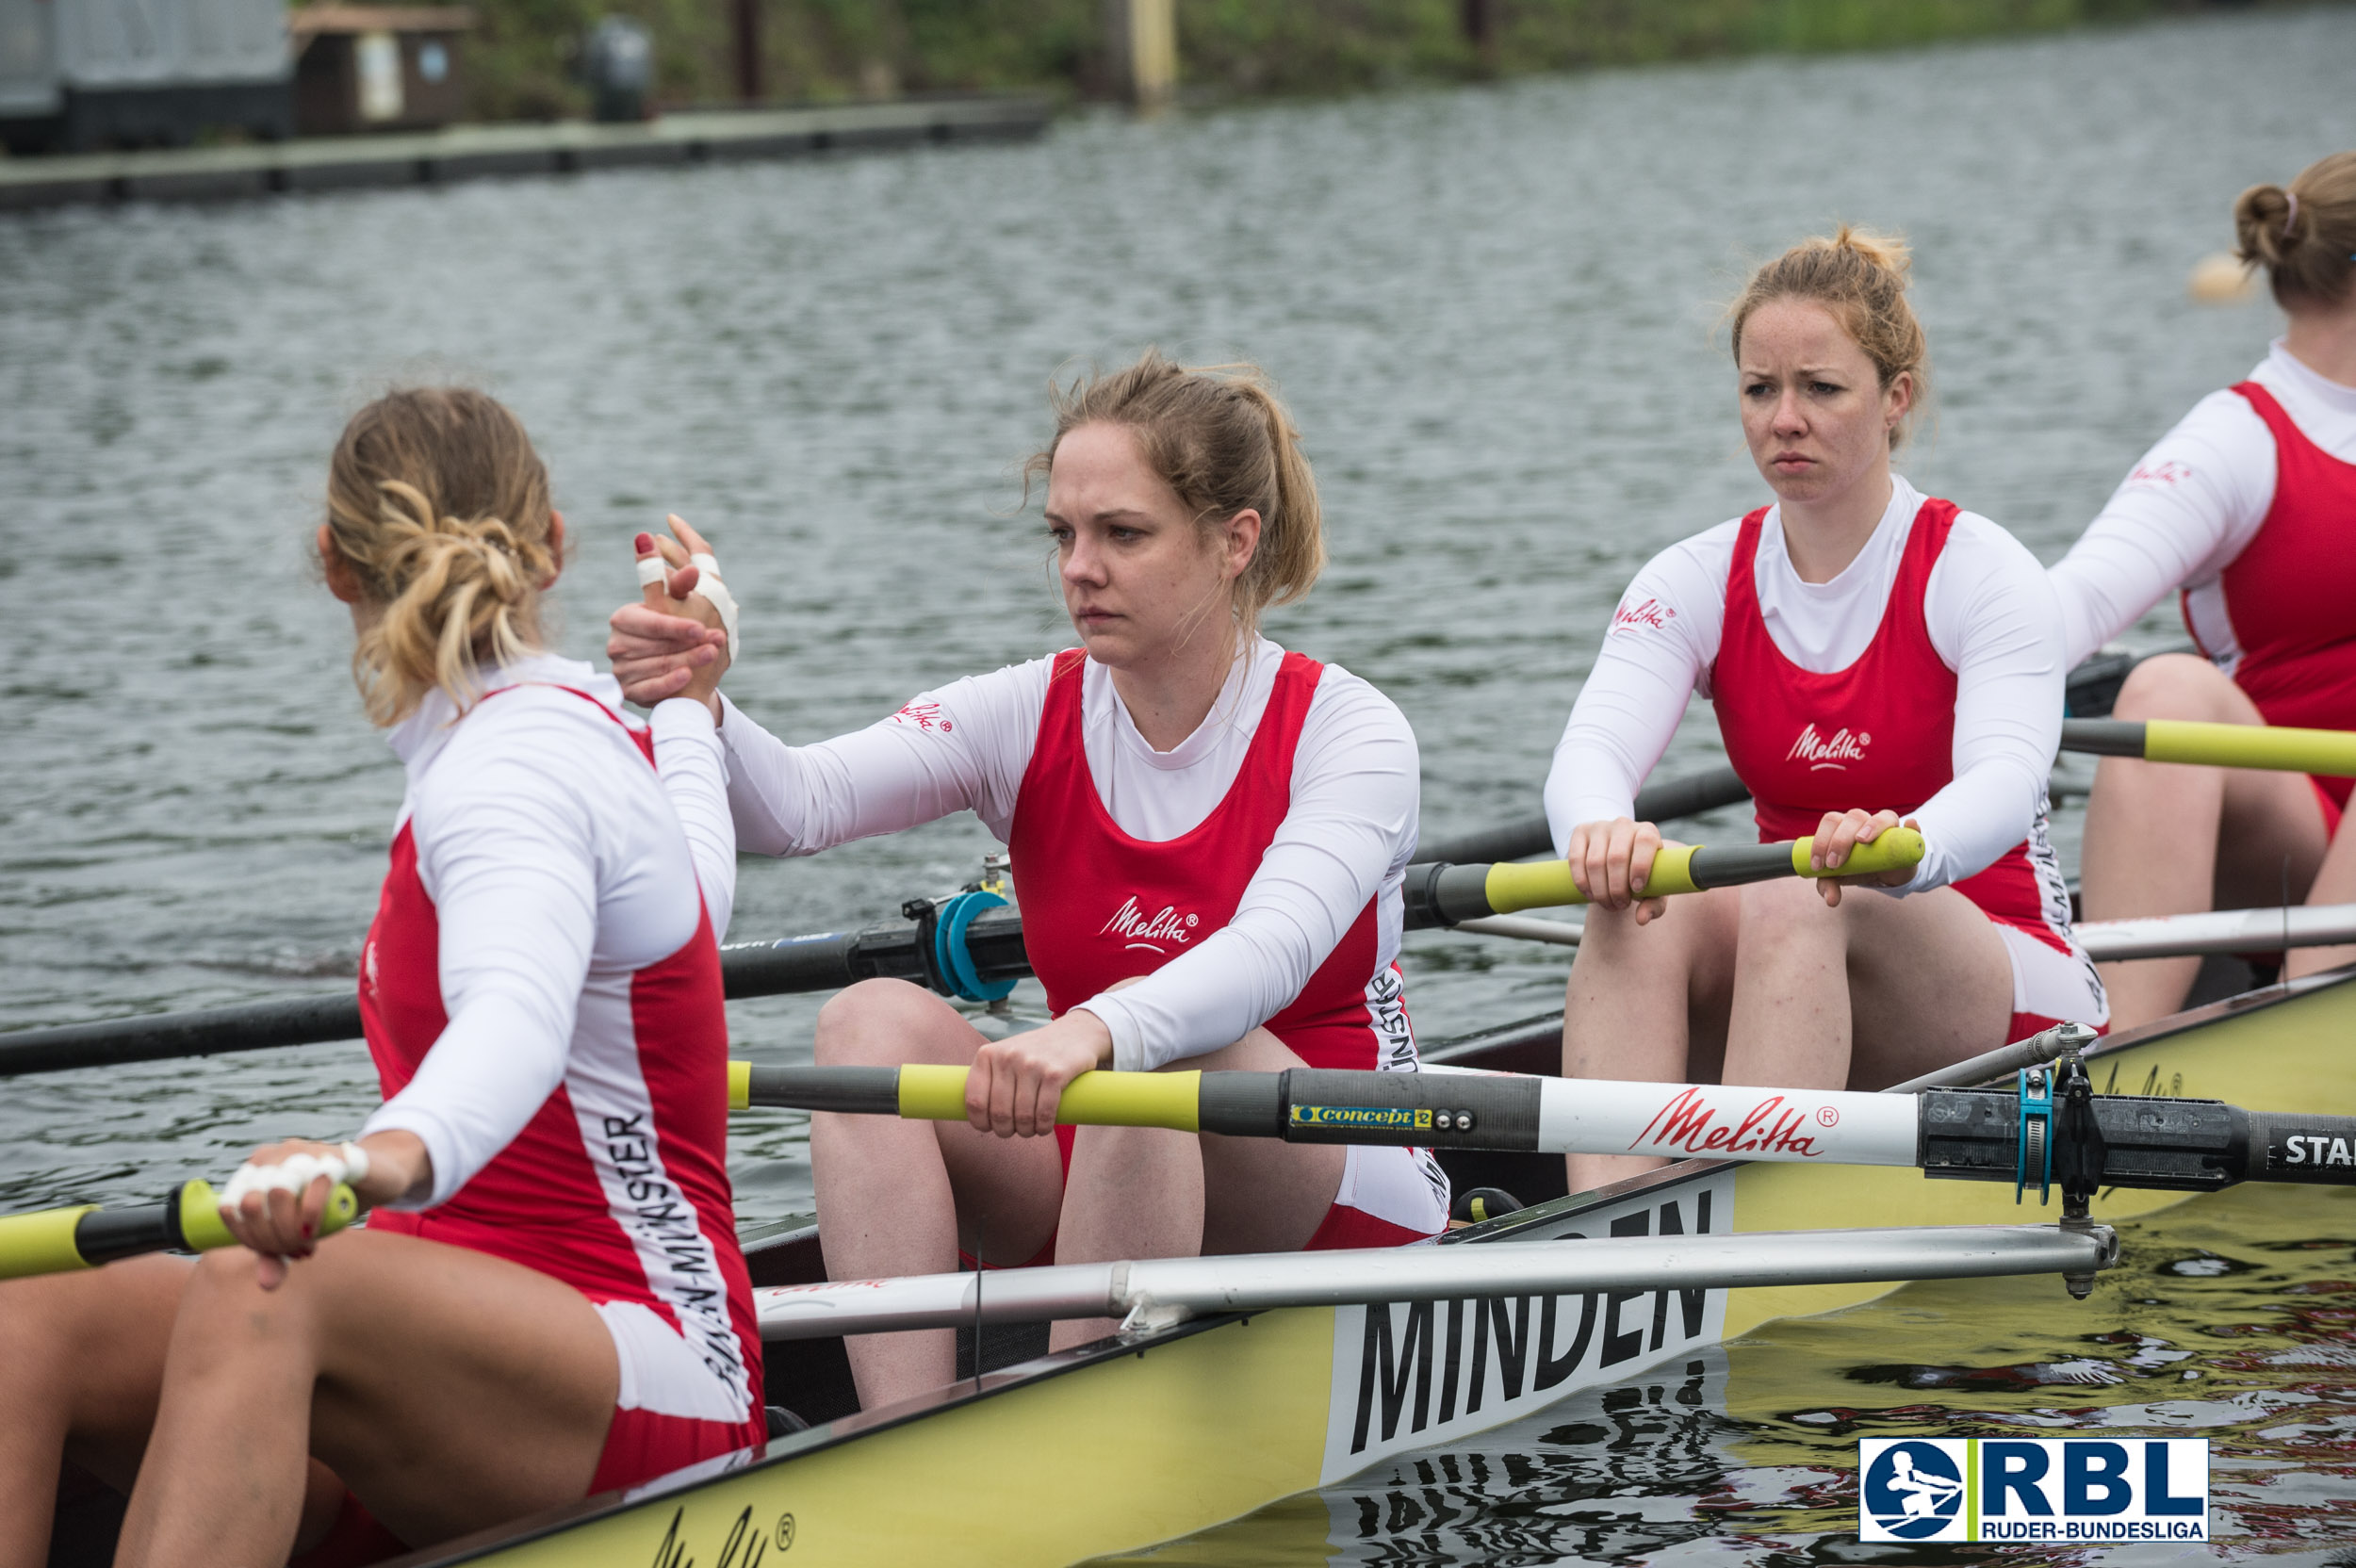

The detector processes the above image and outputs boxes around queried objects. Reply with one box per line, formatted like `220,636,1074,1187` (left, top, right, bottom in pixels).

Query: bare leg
0,1258,185,1568
1562,888,1741,1196
1050,1027,1346,1350
810,979,1064,1409
115,1228,619,1566
1723,878,2013,1091
2080,655,2329,1027
0,1260,381,1568
2286,818,2356,981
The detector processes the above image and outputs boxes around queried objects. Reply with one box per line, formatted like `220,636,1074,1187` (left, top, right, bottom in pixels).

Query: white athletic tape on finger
218,1141,371,1210
688,553,739,662
633,551,739,661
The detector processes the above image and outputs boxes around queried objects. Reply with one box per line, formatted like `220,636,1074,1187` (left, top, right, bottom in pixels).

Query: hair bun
2233,182,2295,269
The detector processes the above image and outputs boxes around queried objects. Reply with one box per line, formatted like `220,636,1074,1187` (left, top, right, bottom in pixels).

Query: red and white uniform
355,654,763,1494
717,635,1449,1246
1547,478,2108,1042
2051,342,2356,823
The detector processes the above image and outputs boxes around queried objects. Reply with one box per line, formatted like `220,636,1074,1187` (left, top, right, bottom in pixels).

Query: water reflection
1120,1186,2355,1563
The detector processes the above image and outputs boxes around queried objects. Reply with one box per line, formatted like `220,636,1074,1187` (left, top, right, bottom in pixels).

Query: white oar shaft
1533,1077,1919,1165
2076,902,2356,961
1454,903,2356,965
754,1224,2111,1341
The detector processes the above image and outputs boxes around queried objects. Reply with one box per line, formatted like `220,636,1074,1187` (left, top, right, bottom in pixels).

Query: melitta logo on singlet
1787,723,1871,771
1611,597,1676,633
1100,894,1201,953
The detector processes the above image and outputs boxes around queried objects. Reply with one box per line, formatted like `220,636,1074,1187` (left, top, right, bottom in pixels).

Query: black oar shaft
2058,719,2144,759
0,905,1036,1079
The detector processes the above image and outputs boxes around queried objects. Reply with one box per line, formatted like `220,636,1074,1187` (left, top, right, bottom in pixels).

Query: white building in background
0,0,291,153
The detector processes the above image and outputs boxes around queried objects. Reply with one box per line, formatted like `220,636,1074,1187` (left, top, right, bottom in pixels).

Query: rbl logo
1858,1438,2208,1544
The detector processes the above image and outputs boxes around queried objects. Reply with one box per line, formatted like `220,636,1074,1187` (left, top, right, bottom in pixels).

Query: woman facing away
0,388,759,1566
609,351,1449,1412
1546,229,2109,1193
2053,153,2356,1029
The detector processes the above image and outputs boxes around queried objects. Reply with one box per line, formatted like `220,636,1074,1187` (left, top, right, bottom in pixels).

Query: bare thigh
1191,1028,1347,1255
1562,887,1743,1086
1838,885,2014,1088
180,1228,620,1545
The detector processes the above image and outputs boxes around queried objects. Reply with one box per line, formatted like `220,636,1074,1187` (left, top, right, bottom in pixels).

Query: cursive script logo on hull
1786,722,1870,771
1632,1086,1824,1158
1099,894,1200,954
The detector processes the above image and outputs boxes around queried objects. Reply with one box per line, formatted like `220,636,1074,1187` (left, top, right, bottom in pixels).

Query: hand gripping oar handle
0,1181,361,1282
732,1062,2356,1196
1401,827,1925,929
2064,717,2356,777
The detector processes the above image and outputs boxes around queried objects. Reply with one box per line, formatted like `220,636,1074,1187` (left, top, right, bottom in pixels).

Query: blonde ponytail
1027,350,1325,639
2234,153,2356,310
322,389,559,726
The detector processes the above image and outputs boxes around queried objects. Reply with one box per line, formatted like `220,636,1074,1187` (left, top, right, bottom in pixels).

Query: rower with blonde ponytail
0,385,769,1560
610,349,1448,1413
2053,151,2356,1029
319,388,562,725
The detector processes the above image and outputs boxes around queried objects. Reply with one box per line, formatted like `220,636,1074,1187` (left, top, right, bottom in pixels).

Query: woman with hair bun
2053,152,2356,1029
610,351,1447,1411
0,388,759,1563
1546,228,2107,1192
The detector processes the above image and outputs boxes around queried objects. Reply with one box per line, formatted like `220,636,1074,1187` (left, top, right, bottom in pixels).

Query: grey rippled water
4,8,2356,1560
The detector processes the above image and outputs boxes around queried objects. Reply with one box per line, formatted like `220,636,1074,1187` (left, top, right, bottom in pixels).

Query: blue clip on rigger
2016,1063,2054,1204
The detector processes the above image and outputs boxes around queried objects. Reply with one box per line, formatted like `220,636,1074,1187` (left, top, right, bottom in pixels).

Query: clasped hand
609,514,731,716
215,1130,426,1290
1566,806,1919,922
964,1011,1113,1138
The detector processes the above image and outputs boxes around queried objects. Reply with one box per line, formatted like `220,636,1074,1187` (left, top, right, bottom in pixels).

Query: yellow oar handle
897,1065,1204,1132
2146,718,2356,778
0,1179,361,1282
1475,827,1925,915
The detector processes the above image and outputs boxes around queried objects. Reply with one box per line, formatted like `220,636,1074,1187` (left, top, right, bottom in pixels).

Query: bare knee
2112,653,2244,724
1736,876,1843,951
814,978,968,1067
176,1248,313,1353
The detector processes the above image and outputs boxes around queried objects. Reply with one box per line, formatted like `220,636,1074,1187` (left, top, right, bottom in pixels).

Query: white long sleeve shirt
2051,341,2356,670
715,637,1421,1071
360,655,732,1207
1544,477,2065,893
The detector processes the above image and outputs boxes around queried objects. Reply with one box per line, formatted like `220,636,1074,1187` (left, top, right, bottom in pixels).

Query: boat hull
379,968,2356,1566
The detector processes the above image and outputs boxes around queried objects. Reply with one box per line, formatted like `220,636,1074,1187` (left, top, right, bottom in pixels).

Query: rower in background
2052,152,2356,1029
0,390,759,1565
609,351,1448,1413
1546,228,2108,1194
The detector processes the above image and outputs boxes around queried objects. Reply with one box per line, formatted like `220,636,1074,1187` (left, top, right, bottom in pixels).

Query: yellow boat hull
410,972,2356,1567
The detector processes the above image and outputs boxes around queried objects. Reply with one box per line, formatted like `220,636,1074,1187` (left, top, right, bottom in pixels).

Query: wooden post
733,0,763,102
1462,0,1498,76
1105,0,1176,111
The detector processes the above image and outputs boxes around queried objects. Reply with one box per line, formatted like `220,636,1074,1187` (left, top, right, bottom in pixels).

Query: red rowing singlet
1711,499,2075,955
1006,649,1408,1070
2195,383,2356,812
357,687,761,1420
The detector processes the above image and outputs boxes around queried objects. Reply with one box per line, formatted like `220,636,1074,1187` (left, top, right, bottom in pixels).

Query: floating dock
0,94,1050,213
